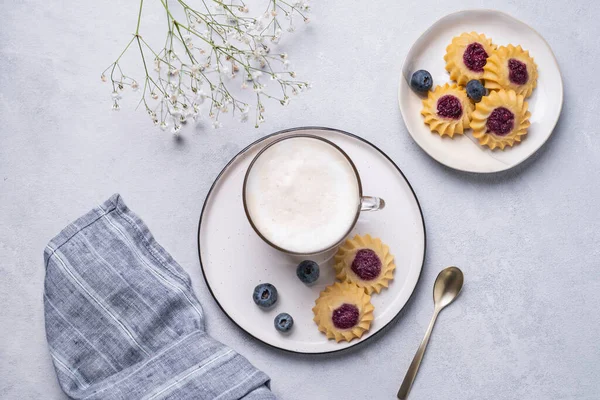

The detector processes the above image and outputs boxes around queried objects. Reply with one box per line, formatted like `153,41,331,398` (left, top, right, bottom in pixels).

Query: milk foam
245,137,360,254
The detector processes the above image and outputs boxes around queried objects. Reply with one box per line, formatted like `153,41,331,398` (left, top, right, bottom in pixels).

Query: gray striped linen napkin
43,194,276,400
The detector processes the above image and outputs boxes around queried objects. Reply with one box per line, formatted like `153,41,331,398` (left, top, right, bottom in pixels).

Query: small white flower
195,90,207,104
101,74,107,82
151,92,159,100
251,71,263,80
131,81,139,91
212,120,222,129
160,121,169,131
283,60,290,70
172,124,181,135
112,102,120,111
111,91,122,100
170,108,182,119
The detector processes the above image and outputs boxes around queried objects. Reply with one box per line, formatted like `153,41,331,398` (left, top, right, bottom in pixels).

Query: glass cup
243,134,385,255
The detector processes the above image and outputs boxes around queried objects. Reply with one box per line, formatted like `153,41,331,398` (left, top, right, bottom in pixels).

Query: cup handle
361,196,385,212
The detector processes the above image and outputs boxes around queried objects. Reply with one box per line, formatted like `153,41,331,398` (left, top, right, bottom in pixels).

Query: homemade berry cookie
470,89,531,150
444,32,496,86
483,45,538,98
421,83,473,137
312,282,375,342
333,234,395,294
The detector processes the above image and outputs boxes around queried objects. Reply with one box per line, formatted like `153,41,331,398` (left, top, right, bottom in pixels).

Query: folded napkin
43,194,275,400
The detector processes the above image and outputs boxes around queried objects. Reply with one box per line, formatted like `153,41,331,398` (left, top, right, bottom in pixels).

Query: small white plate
198,127,426,354
398,10,563,173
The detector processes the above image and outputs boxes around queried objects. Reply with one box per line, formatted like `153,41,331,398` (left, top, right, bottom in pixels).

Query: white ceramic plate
198,127,426,353
398,10,563,173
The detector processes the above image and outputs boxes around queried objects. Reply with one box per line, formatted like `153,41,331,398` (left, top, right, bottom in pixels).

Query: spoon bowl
433,266,464,311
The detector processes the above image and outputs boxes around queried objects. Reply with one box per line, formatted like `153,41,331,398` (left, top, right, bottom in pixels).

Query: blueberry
253,283,278,309
296,260,320,285
410,70,433,93
466,80,486,103
274,313,294,333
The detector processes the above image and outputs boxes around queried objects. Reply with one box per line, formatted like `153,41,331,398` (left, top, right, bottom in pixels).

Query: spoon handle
397,310,439,399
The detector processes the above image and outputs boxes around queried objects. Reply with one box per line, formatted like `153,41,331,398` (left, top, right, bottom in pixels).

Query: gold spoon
397,266,464,399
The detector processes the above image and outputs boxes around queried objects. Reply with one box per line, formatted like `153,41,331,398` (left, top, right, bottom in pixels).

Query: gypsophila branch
101,0,311,134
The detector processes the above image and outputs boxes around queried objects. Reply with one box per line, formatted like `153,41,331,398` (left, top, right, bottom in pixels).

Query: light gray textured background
1,0,599,399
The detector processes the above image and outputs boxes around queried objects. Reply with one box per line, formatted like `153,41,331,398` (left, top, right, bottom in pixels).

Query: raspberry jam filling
508,58,528,85
351,249,382,281
436,95,463,120
486,107,515,136
463,42,489,72
332,303,359,329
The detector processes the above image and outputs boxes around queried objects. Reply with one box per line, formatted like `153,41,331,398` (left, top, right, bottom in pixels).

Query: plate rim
196,126,427,354
397,8,564,173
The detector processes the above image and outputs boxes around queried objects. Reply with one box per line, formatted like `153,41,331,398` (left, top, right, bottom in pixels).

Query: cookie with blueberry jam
444,32,496,86
483,44,538,98
470,89,531,150
312,282,375,342
333,234,395,294
421,83,473,137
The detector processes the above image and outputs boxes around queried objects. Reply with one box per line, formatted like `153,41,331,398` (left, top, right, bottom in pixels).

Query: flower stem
136,0,144,34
